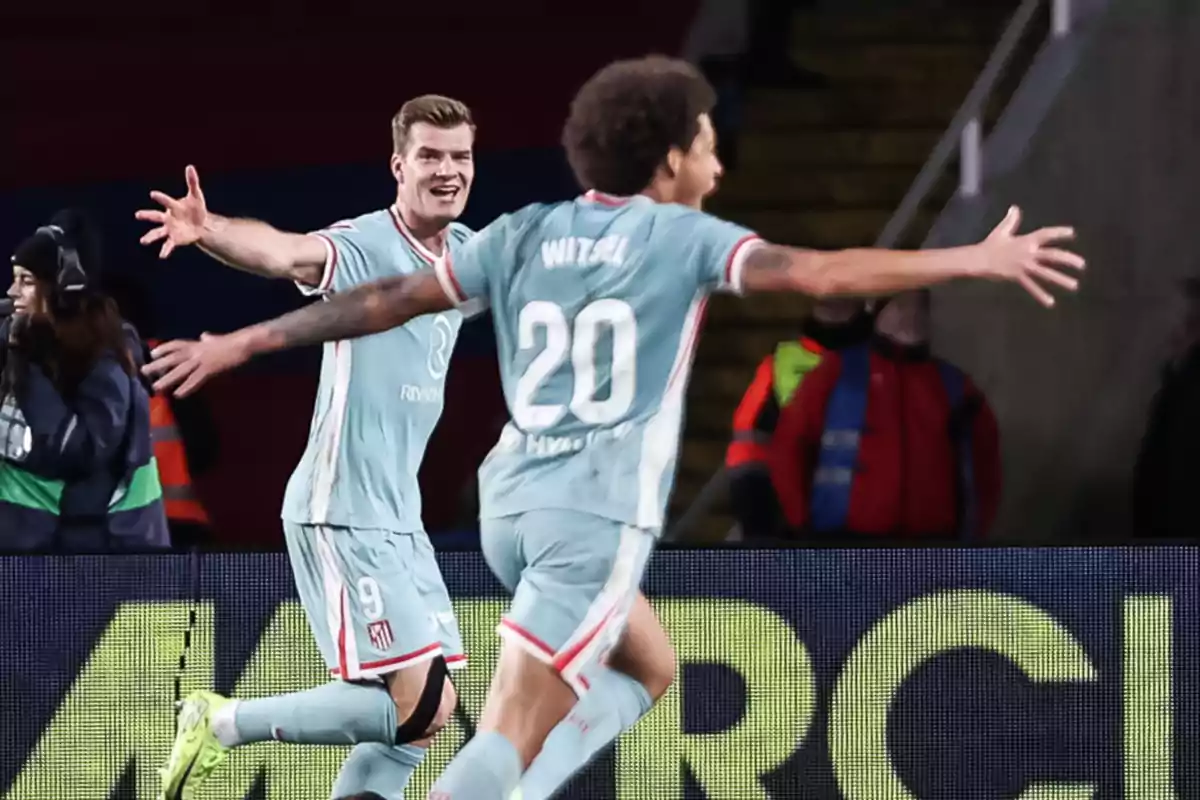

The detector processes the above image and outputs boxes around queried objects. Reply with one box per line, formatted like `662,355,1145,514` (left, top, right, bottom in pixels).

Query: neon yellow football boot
158,690,232,800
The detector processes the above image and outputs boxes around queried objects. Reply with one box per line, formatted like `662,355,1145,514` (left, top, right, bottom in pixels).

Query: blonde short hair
391,95,475,154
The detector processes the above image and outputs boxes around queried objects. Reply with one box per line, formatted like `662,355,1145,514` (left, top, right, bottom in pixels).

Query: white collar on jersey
583,189,634,207
389,205,444,262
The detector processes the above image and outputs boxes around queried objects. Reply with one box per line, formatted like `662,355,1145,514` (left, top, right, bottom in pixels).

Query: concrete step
791,5,1012,44
678,437,732,478
689,361,770,408
689,513,738,543
742,79,999,129
694,323,802,369
731,207,937,248
667,492,733,540
737,127,942,169
683,395,743,439
794,42,990,82
667,486,736,541
673,515,740,544
716,165,955,210
672,437,734,507
676,441,729,522
702,292,817,327
672,459,724,500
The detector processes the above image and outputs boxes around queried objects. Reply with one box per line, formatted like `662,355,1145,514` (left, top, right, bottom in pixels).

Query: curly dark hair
562,55,717,195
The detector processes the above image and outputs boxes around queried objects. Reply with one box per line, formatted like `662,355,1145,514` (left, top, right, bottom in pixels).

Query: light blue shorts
481,509,656,696
284,522,465,681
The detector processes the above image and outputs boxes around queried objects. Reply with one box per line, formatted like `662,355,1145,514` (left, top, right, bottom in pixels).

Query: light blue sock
213,681,397,746
515,668,653,800
330,742,426,800
429,730,522,800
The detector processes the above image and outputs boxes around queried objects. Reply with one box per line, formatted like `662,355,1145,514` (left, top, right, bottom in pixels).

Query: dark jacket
1132,345,1200,539
0,319,169,552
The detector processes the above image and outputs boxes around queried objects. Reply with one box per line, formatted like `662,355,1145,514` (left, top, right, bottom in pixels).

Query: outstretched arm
194,215,327,285
137,165,327,285
242,270,452,351
740,206,1085,307
144,270,452,397
741,243,986,296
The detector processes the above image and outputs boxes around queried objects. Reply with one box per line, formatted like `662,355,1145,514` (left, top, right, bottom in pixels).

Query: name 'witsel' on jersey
433,191,761,530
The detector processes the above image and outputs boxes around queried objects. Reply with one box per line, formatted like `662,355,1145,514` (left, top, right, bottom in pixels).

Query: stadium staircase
672,1,1028,541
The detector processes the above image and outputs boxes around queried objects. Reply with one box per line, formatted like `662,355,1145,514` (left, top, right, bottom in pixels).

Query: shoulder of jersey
448,221,475,243
317,207,393,235
653,202,702,223
509,201,560,231
461,203,557,245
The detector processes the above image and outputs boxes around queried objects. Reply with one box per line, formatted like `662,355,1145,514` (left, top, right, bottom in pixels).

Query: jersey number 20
514,299,636,430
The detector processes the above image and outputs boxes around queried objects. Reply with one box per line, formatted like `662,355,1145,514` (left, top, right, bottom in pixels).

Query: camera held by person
0,210,169,552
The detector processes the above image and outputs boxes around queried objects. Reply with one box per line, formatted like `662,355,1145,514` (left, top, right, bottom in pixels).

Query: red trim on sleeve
313,233,338,292
724,234,761,288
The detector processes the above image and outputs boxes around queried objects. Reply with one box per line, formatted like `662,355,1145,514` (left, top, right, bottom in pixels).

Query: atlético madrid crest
367,620,394,651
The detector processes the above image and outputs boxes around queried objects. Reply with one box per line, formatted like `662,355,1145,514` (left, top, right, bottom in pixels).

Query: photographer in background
0,210,169,552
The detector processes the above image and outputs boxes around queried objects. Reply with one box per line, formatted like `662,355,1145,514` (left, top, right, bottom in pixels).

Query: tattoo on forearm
744,245,791,272
265,276,409,349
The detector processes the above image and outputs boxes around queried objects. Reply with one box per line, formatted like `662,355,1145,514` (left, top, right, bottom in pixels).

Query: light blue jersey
282,207,474,532
433,191,761,529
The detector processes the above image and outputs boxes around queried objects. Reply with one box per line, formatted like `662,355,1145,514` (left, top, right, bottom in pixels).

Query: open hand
142,333,250,397
979,206,1086,307
135,165,209,259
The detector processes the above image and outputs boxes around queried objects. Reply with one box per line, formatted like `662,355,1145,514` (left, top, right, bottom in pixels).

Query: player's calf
326,661,455,800
481,641,580,767
384,654,457,744
430,642,576,800
512,595,675,800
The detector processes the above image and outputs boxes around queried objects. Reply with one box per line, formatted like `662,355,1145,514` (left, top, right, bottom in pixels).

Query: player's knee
404,674,456,738
642,642,677,701
334,794,388,800
430,677,457,734
614,639,675,701
608,602,676,701
388,656,454,742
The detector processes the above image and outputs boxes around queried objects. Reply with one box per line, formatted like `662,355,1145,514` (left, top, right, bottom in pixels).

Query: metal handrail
666,0,1075,543
877,0,1066,247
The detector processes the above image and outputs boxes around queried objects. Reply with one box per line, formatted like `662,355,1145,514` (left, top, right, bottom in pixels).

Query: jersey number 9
514,299,637,430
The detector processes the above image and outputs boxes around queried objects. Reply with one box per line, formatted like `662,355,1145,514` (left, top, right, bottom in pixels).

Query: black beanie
11,209,102,286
